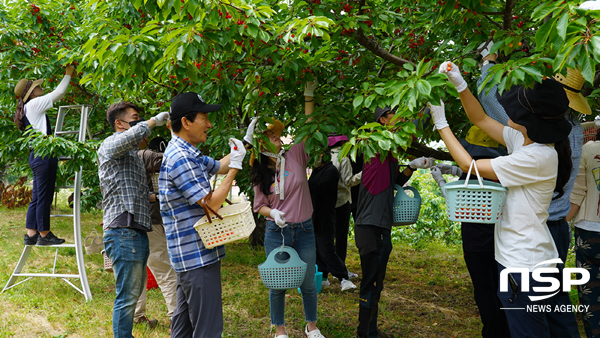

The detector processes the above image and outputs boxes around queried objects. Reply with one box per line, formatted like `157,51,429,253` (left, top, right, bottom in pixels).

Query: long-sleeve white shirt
24,74,71,135
331,147,362,208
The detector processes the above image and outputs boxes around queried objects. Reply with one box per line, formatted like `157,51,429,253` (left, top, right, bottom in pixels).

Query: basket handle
403,186,421,201
198,191,233,224
267,246,305,266
464,159,484,188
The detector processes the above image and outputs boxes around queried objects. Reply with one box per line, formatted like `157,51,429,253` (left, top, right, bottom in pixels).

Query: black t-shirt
308,162,339,234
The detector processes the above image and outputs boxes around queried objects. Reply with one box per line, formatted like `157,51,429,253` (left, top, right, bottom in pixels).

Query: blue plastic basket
298,265,323,294
393,185,421,226
258,246,308,290
443,160,507,224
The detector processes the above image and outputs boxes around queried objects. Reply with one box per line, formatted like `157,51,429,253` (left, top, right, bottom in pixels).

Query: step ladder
2,105,94,301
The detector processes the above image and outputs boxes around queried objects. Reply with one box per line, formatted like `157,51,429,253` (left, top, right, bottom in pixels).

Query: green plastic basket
258,246,307,290
393,185,421,226
443,160,507,224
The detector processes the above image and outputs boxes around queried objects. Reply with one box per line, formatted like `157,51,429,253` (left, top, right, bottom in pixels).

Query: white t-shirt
490,127,559,271
24,74,71,135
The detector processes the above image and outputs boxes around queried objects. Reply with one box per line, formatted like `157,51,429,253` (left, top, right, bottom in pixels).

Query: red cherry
234,146,238,150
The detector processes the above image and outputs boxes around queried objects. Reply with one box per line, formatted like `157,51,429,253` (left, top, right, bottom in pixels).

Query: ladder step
24,243,76,248
50,214,74,218
58,156,72,161
56,131,80,135
13,273,82,278
55,186,75,189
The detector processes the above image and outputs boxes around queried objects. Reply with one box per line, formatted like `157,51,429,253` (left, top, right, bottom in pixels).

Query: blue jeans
104,228,149,338
264,219,317,326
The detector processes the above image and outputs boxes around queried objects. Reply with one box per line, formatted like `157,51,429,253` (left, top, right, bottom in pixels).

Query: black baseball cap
170,92,222,120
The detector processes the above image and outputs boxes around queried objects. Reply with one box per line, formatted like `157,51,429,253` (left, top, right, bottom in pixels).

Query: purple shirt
253,141,313,223
362,154,400,195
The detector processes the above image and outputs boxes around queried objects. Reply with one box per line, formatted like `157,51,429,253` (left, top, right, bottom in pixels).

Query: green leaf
353,95,364,109
364,94,375,108
556,12,568,41
578,52,594,84
535,19,555,50
520,66,543,78
125,44,135,56
314,131,325,144
416,79,431,96
591,35,600,60
378,139,392,151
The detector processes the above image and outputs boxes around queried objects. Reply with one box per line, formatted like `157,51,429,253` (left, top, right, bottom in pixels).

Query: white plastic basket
193,194,256,249
443,160,507,224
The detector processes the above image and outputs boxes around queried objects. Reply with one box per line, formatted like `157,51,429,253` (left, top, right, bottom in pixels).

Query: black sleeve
395,171,410,186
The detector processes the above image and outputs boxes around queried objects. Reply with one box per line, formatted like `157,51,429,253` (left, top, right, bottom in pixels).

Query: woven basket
392,185,421,226
193,192,256,249
258,246,308,290
444,160,507,224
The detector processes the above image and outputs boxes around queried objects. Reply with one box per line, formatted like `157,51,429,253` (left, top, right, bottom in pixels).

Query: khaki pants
134,223,178,320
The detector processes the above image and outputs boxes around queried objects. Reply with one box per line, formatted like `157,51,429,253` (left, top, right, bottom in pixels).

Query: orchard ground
0,189,587,337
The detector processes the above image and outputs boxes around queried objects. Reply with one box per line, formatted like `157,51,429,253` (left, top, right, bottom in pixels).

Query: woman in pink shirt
251,81,326,338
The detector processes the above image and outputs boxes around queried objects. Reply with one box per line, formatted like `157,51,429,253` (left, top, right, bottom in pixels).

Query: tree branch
353,0,415,67
502,0,515,30
402,141,453,161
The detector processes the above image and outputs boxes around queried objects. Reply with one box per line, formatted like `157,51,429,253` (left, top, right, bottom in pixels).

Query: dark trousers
315,231,349,280
355,224,392,338
335,202,351,264
575,227,600,338
26,151,58,232
171,261,223,338
463,251,511,338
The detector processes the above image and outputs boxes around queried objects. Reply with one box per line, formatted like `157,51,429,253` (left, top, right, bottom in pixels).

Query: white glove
304,79,318,97
437,163,463,177
431,166,447,197
243,117,258,144
270,209,287,227
428,101,448,131
408,157,435,169
228,138,246,170
478,41,496,59
152,112,170,126
439,61,468,93
580,1,600,10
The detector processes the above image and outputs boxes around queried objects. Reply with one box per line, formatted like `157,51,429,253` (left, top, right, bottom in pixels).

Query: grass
0,192,586,337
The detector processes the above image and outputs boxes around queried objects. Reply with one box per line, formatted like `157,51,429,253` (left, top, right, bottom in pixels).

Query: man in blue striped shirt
159,92,251,337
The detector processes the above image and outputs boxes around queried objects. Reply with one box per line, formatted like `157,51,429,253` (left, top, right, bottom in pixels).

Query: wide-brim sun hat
14,78,44,102
496,79,572,144
250,118,285,166
328,135,348,147
553,68,592,116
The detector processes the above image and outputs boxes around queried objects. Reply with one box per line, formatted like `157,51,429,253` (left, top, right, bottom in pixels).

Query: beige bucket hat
14,78,44,102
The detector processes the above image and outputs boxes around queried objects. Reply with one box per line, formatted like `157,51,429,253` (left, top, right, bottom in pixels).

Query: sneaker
134,316,158,329
348,271,358,279
24,233,39,245
305,325,325,338
36,232,65,246
341,279,357,291
321,279,330,288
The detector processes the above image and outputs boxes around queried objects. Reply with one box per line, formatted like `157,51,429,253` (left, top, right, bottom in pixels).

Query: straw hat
14,78,44,102
250,119,285,166
553,68,592,115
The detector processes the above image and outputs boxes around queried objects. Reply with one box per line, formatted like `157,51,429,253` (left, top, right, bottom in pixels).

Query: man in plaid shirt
159,92,254,337
98,102,169,338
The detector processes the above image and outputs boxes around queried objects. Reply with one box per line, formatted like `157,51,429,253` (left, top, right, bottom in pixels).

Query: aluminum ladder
2,105,94,301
